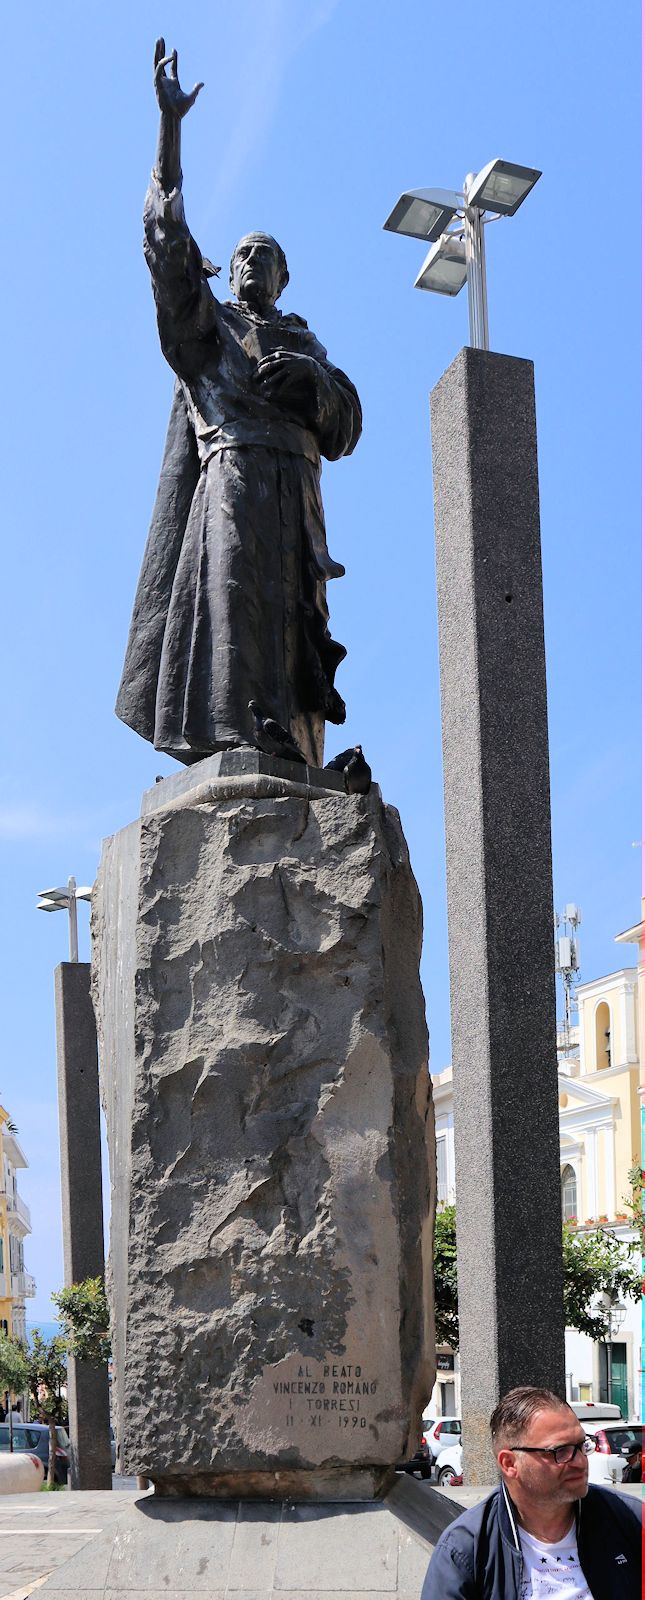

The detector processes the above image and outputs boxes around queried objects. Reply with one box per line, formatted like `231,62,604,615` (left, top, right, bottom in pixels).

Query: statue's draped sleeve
143,172,219,377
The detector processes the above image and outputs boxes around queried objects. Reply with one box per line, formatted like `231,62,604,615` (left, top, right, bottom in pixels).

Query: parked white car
582,1419,642,1486
422,1414,462,1461
0,1451,44,1493
434,1442,463,1487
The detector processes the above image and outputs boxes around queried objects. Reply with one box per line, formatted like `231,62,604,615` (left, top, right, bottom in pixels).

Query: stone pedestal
38,1480,445,1598
430,348,565,1480
92,755,435,1497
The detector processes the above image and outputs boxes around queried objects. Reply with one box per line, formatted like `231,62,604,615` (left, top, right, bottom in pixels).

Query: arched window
561,1164,577,1222
595,1000,611,1071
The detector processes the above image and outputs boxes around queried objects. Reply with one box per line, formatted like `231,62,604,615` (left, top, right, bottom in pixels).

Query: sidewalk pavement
0,1484,143,1599
0,1477,639,1599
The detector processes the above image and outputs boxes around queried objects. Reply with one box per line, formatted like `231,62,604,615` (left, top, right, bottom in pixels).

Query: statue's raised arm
143,40,215,377
153,37,203,192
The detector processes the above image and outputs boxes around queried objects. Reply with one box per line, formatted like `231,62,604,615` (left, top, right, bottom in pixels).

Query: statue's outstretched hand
154,37,203,119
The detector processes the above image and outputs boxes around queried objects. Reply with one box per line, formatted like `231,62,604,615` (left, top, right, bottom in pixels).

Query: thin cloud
0,806,67,841
0,797,109,847
197,0,342,225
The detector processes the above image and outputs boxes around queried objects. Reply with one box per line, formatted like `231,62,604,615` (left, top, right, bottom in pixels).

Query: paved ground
0,1476,639,1598
0,1482,143,1599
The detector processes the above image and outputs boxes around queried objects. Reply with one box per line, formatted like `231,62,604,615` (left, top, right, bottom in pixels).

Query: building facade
0,1108,36,1342
430,928,642,1421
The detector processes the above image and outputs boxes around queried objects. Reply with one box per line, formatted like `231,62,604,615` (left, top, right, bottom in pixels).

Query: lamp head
383,187,462,244
466,158,541,215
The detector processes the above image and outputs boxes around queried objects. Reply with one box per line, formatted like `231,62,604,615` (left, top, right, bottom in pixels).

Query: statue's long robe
115,176,362,765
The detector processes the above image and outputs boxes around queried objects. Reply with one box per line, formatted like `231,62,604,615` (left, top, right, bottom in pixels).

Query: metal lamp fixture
383,187,463,244
414,235,468,296
384,157,542,350
466,159,541,216
37,876,92,962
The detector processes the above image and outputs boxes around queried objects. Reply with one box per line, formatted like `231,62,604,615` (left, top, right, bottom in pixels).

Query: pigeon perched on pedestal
325,744,372,795
248,701,307,764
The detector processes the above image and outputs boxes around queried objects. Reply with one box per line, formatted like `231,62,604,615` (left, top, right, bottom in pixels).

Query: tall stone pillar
54,962,112,1490
430,348,565,1481
92,753,435,1500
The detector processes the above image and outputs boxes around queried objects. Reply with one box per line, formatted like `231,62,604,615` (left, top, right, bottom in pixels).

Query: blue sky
1,1,639,1321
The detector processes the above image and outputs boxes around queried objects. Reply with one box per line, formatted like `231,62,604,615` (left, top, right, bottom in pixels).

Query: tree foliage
25,1330,68,1486
433,1205,460,1349
561,1222,642,1339
623,1164,645,1258
433,1206,642,1349
0,1334,29,1402
52,1276,111,1366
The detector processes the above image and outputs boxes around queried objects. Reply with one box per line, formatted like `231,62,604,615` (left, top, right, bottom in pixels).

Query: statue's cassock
116,176,362,767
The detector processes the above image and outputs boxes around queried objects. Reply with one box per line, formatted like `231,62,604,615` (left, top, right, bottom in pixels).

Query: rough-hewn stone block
93,777,434,1497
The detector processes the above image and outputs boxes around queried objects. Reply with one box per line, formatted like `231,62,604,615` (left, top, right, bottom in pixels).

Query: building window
595,1000,611,1070
561,1163,577,1222
437,1138,448,1204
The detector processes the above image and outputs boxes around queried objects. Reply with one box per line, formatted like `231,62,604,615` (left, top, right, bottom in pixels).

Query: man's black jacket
421,1481,641,1599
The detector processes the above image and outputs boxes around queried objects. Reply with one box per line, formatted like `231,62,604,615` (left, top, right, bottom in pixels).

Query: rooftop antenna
554,904,582,1058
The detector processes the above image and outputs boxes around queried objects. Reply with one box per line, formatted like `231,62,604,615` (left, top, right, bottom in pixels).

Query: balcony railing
11,1271,36,1299
7,1193,31,1230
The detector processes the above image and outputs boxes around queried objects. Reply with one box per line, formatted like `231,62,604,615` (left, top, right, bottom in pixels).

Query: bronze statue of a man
116,41,362,767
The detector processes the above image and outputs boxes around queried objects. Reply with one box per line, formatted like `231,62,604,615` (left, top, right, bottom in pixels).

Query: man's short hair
229,232,289,295
490,1386,572,1448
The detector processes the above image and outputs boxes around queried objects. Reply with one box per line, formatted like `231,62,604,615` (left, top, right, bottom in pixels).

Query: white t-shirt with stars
518,1521,592,1598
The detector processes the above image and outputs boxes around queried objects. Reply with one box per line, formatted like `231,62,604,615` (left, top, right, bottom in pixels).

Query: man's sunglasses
511,1438,594,1466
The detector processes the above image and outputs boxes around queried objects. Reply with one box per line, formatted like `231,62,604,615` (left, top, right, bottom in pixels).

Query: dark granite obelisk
430,347,565,1482
55,962,112,1490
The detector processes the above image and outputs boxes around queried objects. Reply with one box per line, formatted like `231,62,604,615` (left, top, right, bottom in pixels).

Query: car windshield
605,1427,642,1454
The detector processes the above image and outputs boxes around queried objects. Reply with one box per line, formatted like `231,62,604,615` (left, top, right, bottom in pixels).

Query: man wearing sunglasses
421,1385,641,1597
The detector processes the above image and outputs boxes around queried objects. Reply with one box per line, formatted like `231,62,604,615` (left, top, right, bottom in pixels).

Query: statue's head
230,233,289,311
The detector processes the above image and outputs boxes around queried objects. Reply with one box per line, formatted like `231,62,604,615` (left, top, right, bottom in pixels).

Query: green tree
561,1222,642,1339
25,1332,68,1487
52,1276,111,1366
433,1207,642,1349
433,1205,459,1349
623,1164,645,1258
0,1335,29,1451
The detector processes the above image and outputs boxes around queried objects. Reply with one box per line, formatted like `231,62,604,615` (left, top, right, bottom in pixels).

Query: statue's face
231,235,286,310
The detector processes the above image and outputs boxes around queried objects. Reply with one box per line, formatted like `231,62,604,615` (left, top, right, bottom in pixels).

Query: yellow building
0,1107,36,1343
559,953,640,1225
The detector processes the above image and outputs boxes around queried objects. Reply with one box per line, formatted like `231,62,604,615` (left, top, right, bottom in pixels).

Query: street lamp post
36,878,92,962
383,153,566,1482
36,874,111,1488
463,179,489,350
384,156,541,350
605,1297,627,1406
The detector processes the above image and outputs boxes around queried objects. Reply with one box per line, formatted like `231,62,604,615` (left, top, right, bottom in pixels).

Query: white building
430,926,642,1420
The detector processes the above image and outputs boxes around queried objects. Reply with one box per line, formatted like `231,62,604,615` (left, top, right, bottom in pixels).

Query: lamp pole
67,877,79,964
463,176,489,350
37,873,112,1488
607,1302,613,1406
36,878,92,960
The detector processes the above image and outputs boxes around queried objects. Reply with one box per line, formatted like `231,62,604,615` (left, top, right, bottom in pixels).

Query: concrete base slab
37,1481,451,1597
